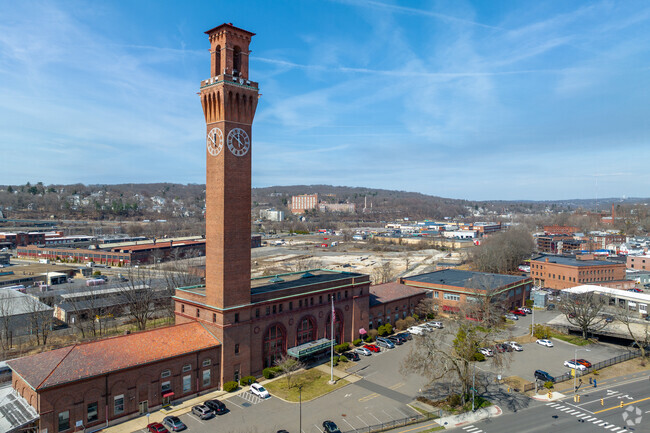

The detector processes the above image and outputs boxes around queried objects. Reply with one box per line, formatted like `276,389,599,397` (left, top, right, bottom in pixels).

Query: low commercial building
530,254,627,290
0,232,45,248
399,269,532,314
563,285,649,319
259,208,285,221
318,203,356,213
0,288,53,338
7,322,222,433
627,255,650,271
17,246,131,266
368,282,427,329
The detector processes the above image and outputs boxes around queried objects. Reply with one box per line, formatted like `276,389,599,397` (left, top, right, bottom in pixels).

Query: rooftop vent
269,275,284,283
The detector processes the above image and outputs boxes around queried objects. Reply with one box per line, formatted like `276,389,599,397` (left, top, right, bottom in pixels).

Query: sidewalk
435,405,502,428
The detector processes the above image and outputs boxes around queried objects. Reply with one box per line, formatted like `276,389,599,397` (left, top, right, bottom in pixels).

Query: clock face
207,128,224,156
227,128,250,157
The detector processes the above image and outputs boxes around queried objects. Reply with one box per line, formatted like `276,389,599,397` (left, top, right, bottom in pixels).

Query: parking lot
137,311,633,433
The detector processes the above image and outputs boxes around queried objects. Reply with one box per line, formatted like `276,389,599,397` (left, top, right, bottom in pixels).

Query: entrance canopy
287,338,333,360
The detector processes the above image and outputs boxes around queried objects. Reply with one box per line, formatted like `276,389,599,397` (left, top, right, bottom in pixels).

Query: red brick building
0,232,45,248
291,193,319,214
530,254,626,290
628,255,650,271
368,282,427,329
399,269,532,314
7,322,221,433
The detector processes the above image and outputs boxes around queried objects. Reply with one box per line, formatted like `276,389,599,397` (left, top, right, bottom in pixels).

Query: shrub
331,355,340,366
404,316,416,327
530,324,552,339
339,355,348,362
525,299,534,308
263,367,281,379
447,394,462,407
543,381,554,389
352,339,362,346
334,342,350,353
240,375,256,386
413,314,419,321
92,270,101,276
364,336,373,343
367,329,378,341
384,323,393,335
426,313,435,320
473,352,486,362
223,381,239,392
377,325,387,337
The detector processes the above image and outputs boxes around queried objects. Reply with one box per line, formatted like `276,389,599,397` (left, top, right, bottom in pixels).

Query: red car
572,359,592,368
363,344,380,353
147,423,169,433
511,309,526,316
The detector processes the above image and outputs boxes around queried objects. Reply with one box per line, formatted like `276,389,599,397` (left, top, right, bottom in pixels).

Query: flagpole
330,296,334,384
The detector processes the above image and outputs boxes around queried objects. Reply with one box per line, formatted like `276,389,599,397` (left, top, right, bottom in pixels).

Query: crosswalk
462,425,484,433
545,402,624,431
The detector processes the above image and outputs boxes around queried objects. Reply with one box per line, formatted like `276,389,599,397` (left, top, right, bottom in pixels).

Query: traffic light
600,398,604,406
548,391,553,399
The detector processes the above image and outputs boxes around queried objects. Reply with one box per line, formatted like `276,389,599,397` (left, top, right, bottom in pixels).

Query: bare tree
414,298,436,320
23,295,53,346
116,268,158,331
160,250,203,321
0,290,14,352
274,354,305,389
472,228,535,274
463,275,511,327
372,261,395,284
558,291,608,339
401,320,509,406
612,306,650,362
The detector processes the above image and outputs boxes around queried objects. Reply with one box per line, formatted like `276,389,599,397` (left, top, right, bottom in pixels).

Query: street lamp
298,384,303,433
574,348,591,393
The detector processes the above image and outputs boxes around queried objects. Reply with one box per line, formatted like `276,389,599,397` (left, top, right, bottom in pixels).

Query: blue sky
0,0,649,200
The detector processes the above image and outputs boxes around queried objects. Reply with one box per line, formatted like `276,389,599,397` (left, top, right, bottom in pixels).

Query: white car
479,348,494,357
354,347,372,356
521,307,532,314
507,341,523,351
427,321,444,329
407,326,426,335
536,339,553,347
564,360,587,371
250,383,270,398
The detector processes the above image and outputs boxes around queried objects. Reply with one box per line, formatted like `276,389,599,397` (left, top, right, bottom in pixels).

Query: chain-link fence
342,411,440,433
522,348,642,392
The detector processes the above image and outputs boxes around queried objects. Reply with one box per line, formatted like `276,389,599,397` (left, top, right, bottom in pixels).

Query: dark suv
204,399,228,415
323,420,342,433
387,335,404,345
534,370,554,383
343,351,360,361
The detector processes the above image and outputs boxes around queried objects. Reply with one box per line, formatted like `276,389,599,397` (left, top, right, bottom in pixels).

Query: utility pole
298,384,303,433
330,296,335,384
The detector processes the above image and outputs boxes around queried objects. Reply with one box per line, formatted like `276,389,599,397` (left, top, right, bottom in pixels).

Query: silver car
191,404,214,420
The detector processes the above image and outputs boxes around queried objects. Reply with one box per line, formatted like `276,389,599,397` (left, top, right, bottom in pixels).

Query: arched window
233,46,242,75
296,316,316,345
263,324,286,368
326,309,344,344
215,45,221,75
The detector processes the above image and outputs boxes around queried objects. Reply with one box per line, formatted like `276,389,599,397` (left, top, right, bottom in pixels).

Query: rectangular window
310,297,314,306
434,291,439,298
114,395,124,415
202,369,211,387
443,293,460,301
182,364,191,372
58,411,70,432
235,343,240,354
255,308,260,318
213,312,216,323
183,375,191,393
234,313,239,323
87,402,98,423
272,305,276,314
279,304,283,312
345,290,348,298
202,358,211,367
181,304,185,313
161,381,171,393
161,369,171,378
266,306,271,315
299,299,303,308
196,308,200,318
337,292,341,300
289,301,293,310
319,295,323,304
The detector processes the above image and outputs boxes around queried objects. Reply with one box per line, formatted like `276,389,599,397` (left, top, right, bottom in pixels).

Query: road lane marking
398,422,440,433
359,393,379,402
356,415,369,426
341,417,357,431
594,396,650,414
382,409,395,420
389,382,404,390
369,413,382,424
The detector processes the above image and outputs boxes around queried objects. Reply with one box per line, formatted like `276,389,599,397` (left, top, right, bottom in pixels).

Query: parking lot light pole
298,384,303,433
574,348,591,393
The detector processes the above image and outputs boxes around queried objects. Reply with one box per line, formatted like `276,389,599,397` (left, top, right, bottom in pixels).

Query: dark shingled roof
7,322,220,390
403,269,528,291
369,282,427,307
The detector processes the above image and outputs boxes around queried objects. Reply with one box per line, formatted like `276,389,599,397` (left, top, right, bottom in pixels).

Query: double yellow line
594,396,650,414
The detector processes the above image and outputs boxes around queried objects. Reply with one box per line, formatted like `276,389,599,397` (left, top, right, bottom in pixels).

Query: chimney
545,258,549,263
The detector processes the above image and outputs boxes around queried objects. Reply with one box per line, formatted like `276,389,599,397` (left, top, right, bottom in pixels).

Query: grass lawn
264,369,349,402
548,330,591,346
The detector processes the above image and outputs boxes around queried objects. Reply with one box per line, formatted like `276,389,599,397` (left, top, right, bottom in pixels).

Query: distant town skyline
1,0,649,201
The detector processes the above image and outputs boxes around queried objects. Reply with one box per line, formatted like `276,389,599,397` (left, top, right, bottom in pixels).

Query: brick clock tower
177,23,259,385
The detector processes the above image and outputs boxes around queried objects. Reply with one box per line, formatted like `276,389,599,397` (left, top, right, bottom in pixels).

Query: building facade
530,254,626,290
291,194,318,214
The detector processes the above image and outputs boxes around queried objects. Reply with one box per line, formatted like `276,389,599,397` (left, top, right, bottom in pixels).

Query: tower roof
204,23,255,37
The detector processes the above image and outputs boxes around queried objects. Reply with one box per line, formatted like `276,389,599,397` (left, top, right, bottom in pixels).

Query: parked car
376,337,395,349
407,326,426,335
363,344,381,353
536,339,553,347
507,341,523,351
204,399,228,415
387,335,404,345
547,303,556,311
505,313,518,321
163,416,186,432
628,288,643,293
250,383,270,398
564,360,587,371
573,359,592,368
343,351,360,361
322,420,342,433
479,347,494,357
534,370,555,383
603,315,614,323
428,321,444,329
511,309,526,316
494,343,511,353
355,347,372,356
396,331,412,340
147,423,169,433
191,404,214,420
521,307,532,314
